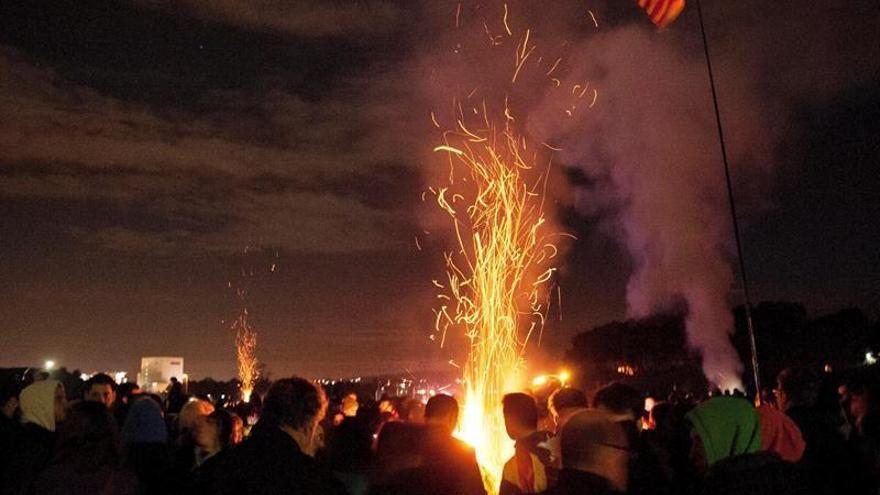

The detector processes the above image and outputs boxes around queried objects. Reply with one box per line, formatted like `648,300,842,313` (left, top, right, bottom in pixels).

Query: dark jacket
193,426,346,495
420,427,486,495
31,465,140,495
123,443,175,495
1,422,55,495
785,405,864,495
541,469,623,495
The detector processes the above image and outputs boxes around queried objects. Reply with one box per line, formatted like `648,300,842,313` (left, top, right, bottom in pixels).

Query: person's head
20,379,67,431
593,382,642,420
115,382,141,406
549,387,588,429
84,373,117,408
194,409,222,452
561,409,630,491
402,398,426,422
202,409,241,451
178,398,215,444
341,393,359,418
375,421,425,478
0,381,23,420
121,397,167,445
502,393,538,440
261,377,327,456
775,368,819,412
424,394,459,433
230,413,244,445
53,400,122,470
847,372,877,424
170,377,179,384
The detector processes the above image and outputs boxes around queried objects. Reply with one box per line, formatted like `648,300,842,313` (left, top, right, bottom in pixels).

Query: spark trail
428,4,581,491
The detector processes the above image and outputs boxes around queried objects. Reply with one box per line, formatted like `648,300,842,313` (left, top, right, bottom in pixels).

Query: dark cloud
136,0,402,38
0,0,877,380
0,42,426,255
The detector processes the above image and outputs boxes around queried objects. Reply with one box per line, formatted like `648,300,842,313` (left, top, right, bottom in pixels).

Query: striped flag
638,0,686,28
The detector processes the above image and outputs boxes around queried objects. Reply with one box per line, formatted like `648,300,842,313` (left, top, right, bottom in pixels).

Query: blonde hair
178,398,215,438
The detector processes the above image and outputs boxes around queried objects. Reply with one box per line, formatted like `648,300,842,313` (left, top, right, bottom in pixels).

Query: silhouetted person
423,394,487,495
0,381,21,421
193,377,345,494
325,413,374,495
113,382,142,427
1,380,67,495
500,393,552,495
84,373,118,409
701,452,814,495
595,382,669,495
544,409,630,495
370,421,428,494
546,387,589,469
122,397,173,495
33,401,139,495
776,367,863,495
168,397,214,485
165,377,185,414
845,369,880,492
0,380,22,450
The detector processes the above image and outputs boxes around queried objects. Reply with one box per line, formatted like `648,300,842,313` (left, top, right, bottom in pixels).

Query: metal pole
694,0,762,400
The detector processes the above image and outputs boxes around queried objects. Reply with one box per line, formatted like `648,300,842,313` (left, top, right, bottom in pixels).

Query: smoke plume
417,0,879,388
524,0,879,387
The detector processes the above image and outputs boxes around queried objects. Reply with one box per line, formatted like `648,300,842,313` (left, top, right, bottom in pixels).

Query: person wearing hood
686,396,761,471
0,379,67,495
122,397,172,495
756,404,805,463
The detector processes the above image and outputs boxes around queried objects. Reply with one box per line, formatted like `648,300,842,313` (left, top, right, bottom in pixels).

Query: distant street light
44,360,56,371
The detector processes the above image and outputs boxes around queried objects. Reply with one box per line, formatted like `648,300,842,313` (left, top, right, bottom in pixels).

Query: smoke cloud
527,27,779,389
523,0,879,388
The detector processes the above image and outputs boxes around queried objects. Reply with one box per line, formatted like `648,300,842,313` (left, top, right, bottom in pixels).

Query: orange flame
427,5,591,491
432,103,558,495
232,308,258,402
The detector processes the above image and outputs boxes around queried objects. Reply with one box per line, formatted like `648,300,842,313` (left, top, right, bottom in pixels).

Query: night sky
1,0,878,380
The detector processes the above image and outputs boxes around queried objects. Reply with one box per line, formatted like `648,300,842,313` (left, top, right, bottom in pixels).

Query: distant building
137,357,186,394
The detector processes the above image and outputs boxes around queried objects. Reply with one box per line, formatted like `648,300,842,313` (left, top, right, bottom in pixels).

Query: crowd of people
0,365,877,494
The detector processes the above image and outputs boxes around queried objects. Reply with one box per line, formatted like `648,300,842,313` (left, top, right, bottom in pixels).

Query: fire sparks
432,113,556,491
425,5,595,491
431,89,562,495
228,248,273,403
232,308,259,403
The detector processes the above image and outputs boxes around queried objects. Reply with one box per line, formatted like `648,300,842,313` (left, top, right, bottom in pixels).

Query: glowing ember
432,103,559,494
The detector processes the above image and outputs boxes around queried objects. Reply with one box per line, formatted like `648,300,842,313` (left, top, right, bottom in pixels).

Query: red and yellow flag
638,0,686,28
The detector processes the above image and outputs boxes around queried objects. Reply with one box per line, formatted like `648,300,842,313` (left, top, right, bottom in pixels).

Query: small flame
233,310,259,403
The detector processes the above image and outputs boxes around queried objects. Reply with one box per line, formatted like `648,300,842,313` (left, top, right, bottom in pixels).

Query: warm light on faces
85,384,116,408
